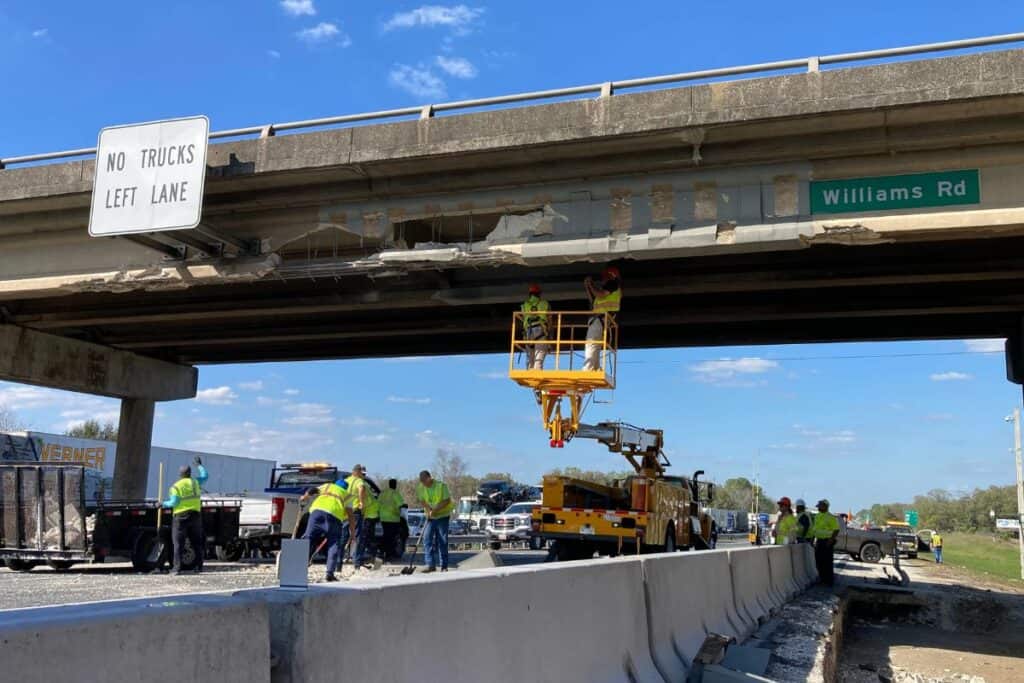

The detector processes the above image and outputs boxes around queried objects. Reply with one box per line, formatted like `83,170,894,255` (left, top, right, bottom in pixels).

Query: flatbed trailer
0,463,241,572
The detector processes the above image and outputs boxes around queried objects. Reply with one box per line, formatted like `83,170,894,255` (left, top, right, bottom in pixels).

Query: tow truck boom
574,421,670,476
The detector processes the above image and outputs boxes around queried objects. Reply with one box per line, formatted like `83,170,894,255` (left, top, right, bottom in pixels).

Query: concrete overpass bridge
3,37,1024,495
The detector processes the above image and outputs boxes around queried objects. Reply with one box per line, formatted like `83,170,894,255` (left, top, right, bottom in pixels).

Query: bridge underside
7,233,1024,364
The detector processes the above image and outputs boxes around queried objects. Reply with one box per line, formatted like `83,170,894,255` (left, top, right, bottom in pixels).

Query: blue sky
3,2,1024,511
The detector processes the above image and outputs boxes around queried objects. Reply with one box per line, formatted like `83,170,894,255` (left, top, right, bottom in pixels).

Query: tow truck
508,309,715,560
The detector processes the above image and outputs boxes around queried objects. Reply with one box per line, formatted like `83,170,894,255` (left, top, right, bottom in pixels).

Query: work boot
325,574,339,582
422,567,436,574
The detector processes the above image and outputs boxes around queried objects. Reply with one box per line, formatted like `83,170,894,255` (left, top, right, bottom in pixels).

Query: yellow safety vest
346,475,366,510
811,511,840,539
932,533,943,548
521,297,550,333
170,477,201,515
364,487,380,519
776,514,798,545
378,489,404,523
309,482,348,522
593,288,621,313
416,481,453,519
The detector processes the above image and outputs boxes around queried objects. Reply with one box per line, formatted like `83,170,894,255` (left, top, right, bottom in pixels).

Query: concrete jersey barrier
0,593,270,683
727,547,777,636
642,550,744,681
258,556,664,683
792,542,817,587
766,544,800,602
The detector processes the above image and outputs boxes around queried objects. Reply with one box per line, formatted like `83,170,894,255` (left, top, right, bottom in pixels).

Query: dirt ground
837,556,1024,683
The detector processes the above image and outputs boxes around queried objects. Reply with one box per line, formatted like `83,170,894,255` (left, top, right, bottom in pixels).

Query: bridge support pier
112,398,156,500
0,324,196,500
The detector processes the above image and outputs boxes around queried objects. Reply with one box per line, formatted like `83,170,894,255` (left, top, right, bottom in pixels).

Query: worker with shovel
416,470,453,573
299,478,350,582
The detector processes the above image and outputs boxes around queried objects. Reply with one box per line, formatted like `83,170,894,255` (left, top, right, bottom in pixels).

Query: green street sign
904,510,919,527
810,169,980,214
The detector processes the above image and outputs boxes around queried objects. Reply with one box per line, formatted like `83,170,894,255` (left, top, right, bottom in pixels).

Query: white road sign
996,518,1021,530
88,115,209,237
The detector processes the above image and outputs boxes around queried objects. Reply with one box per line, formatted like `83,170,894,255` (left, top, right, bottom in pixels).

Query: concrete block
727,547,776,636
795,542,818,585
790,543,814,589
0,593,270,683
765,545,800,603
257,556,664,683
643,550,744,682
456,549,504,570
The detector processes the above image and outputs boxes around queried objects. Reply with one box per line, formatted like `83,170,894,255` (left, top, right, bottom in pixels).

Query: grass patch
931,532,1022,583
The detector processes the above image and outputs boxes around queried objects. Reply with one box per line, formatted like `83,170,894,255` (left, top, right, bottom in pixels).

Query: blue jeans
303,510,345,576
934,547,943,564
423,516,450,569
355,516,378,565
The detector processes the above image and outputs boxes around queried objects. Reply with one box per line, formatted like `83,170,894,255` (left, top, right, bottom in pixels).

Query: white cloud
689,357,779,384
435,55,477,79
268,49,281,59
388,64,446,99
388,395,432,405
32,28,48,38
476,370,506,380
284,388,300,396
256,396,288,407
282,402,334,425
930,371,972,382
187,421,333,457
195,386,238,405
353,434,392,443
963,338,1004,353
925,413,955,422
280,0,316,16
296,22,348,44
0,384,64,409
238,380,264,391
383,5,483,33
340,416,387,427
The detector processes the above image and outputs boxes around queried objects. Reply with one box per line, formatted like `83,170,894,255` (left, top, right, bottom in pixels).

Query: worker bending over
521,283,550,371
162,457,208,575
378,479,406,562
300,478,350,582
583,267,621,371
811,499,840,586
774,497,797,545
417,470,453,573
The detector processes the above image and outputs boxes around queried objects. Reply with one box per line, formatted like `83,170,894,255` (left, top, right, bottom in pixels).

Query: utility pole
1007,408,1024,580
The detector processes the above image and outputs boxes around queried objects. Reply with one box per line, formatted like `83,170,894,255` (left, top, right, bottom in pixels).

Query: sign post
88,116,209,237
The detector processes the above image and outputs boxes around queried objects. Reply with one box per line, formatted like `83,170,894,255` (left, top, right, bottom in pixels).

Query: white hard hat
795,498,806,507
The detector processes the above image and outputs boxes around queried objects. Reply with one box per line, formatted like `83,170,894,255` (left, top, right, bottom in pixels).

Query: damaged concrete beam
0,324,197,400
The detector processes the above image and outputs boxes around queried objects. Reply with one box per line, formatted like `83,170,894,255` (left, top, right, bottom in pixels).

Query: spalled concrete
0,593,271,683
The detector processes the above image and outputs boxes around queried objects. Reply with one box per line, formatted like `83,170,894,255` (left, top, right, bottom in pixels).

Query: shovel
401,520,428,575
308,538,328,567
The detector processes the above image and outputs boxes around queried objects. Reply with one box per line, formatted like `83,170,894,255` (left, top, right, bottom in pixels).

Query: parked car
488,501,541,550
834,516,897,563
882,521,919,558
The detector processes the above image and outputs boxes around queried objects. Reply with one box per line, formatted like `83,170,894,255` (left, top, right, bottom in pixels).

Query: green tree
545,467,635,487
65,419,118,441
715,477,775,513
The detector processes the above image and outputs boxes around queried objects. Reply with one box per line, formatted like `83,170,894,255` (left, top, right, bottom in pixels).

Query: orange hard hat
528,283,542,295
602,266,621,280
777,496,792,507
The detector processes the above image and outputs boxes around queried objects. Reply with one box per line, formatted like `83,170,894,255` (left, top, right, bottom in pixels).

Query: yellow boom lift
508,309,714,560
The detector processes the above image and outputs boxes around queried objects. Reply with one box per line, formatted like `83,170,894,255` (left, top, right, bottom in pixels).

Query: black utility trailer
0,463,241,572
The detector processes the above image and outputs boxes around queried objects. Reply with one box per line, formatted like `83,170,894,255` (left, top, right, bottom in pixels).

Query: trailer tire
859,542,883,564
132,531,164,572
215,540,245,563
46,560,75,571
6,559,37,572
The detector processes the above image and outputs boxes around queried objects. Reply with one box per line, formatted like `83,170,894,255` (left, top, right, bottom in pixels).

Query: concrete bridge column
112,398,156,500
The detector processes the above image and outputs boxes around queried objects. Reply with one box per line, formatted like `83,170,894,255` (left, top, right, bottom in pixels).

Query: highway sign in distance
88,115,209,237
904,510,919,527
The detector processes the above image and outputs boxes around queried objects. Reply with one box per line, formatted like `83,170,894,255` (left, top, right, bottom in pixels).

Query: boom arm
574,422,670,476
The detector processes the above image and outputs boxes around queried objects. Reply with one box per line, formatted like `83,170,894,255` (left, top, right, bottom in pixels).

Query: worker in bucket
299,477,350,582
162,457,208,575
583,266,621,371
416,469,454,573
811,498,841,586
521,283,551,370
774,497,797,545
378,479,406,562
794,499,813,543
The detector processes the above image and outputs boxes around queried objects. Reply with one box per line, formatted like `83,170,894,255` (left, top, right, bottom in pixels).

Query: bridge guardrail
3,32,1024,168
